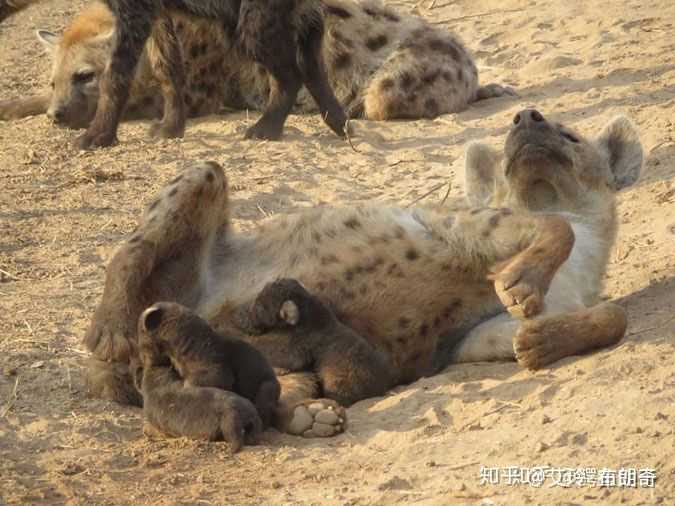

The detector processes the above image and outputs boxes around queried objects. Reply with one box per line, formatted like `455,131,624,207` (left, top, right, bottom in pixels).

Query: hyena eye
560,131,579,143
73,71,95,84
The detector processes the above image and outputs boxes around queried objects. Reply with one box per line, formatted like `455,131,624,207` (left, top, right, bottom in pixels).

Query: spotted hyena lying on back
0,0,512,131
83,109,642,437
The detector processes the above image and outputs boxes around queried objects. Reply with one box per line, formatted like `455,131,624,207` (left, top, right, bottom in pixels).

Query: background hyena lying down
84,109,643,437
0,0,512,129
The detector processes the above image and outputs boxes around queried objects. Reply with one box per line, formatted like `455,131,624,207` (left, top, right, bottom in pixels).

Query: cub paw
287,399,347,438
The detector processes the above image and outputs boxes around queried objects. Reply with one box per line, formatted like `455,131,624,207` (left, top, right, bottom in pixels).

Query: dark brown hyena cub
234,278,392,407
139,302,281,428
137,319,263,450
78,0,347,149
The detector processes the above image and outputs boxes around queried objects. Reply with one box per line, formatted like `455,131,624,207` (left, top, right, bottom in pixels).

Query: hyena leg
84,161,229,363
146,16,186,139
274,371,347,438
238,1,302,140
76,1,156,149
298,17,347,137
514,302,627,369
475,83,518,101
0,94,50,120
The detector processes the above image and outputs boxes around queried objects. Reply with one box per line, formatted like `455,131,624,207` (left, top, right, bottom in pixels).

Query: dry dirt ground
1,0,674,504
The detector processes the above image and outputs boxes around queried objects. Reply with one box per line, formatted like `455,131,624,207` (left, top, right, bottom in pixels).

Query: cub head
36,2,114,129
464,109,644,213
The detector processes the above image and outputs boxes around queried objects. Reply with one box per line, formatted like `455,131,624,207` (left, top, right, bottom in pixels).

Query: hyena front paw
75,129,117,150
490,260,546,319
287,399,347,438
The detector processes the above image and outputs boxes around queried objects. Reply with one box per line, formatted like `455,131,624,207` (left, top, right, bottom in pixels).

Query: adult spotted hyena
0,0,512,131
84,109,642,437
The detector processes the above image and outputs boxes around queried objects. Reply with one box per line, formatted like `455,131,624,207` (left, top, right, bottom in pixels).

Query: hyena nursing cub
84,110,643,441
0,0,512,132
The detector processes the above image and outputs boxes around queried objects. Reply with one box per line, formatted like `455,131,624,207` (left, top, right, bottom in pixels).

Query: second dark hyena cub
139,302,281,428
234,279,392,407
78,0,347,149
137,321,263,449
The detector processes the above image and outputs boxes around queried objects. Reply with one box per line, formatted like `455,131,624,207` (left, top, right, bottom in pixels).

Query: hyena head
464,109,644,214
36,2,114,129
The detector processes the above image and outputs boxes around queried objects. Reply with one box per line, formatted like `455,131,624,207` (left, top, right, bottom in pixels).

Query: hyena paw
287,399,347,438
84,303,136,362
148,120,185,140
491,261,546,319
75,129,117,150
244,118,284,141
513,319,559,370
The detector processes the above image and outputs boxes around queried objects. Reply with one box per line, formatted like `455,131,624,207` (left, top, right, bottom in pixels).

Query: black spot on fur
442,70,455,83
488,214,500,227
169,188,178,197
394,226,405,239
400,72,415,91
129,234,141,243
500,208,513,216
205,172,215,183
333,52,352,69
332,30,355,49
363,7,378,17
170,174,183,185
470,208,482,215
344,217,361,229
148,199,160,211
380,78,395,91
311,231,322,243
366,34,388,52
327,5,352,18
344,269,354,281
424,98,439,117
429,39,461,60
383,11,400,22
406,248,419,261
422,69,441,85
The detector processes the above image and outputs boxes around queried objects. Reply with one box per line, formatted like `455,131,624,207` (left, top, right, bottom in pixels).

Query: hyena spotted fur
0,0,513,129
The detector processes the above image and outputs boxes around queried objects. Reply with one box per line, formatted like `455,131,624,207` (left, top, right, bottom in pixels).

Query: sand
1,0,674,504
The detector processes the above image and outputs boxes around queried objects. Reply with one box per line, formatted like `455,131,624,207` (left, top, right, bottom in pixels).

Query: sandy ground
1,0,674,504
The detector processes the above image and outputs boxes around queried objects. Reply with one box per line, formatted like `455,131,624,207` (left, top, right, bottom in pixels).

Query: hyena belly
200,206,504,383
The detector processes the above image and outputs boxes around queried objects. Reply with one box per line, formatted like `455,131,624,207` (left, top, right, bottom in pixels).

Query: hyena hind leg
84,161,230,364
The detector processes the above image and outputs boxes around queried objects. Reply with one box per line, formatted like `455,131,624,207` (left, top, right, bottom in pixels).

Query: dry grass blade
405,182,449,208
344,119,360,153
1,377,19,418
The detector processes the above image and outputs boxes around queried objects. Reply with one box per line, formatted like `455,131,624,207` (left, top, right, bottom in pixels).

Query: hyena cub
77,0,346,149
137,320,263,449
233,278,392,408
138,302,281,428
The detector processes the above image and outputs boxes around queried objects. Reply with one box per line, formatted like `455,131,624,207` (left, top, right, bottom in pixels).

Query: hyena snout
46,106,66,124
512,109,546,130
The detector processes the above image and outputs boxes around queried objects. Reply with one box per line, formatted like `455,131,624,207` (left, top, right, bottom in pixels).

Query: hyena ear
595,115,644,191
279,301,300,326
36,29,59,52
464,141,502,206
141,306,164,333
